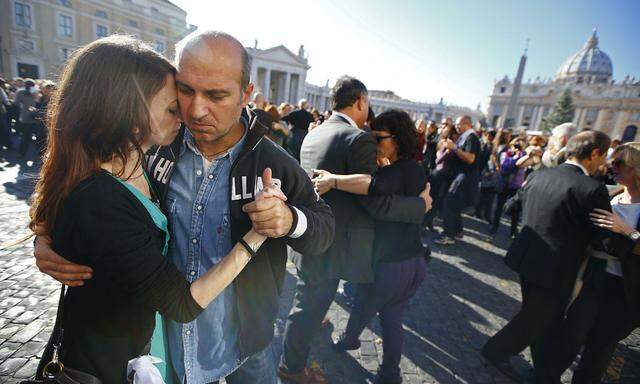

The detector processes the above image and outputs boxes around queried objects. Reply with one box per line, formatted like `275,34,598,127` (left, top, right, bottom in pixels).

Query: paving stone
13,358,38,379
0,357,27,376
12,341,45,359
9,321,45,344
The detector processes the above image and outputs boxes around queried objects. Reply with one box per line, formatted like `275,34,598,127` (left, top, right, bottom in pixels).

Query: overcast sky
170,0,640,110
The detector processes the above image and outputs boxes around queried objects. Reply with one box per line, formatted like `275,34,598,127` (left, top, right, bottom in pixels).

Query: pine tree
541,88,575,132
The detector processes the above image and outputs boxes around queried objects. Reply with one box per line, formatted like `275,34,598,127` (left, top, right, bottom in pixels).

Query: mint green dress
110,173,176,384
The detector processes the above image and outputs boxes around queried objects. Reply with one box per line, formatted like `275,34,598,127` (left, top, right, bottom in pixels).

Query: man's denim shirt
165,125,247,383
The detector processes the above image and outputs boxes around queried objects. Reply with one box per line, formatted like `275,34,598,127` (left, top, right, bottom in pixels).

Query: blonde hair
613,142,640,176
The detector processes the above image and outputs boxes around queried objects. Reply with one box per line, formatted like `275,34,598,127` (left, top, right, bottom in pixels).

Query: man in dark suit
282,99,315,162
482,130,612,383
278,76,431,383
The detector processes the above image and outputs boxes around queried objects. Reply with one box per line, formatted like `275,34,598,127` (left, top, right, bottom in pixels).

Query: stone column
284,72,291,104
298,72,306,106
250,65,258,88
263,69,271,101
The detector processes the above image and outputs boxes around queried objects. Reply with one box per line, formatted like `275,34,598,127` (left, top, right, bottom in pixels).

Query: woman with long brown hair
30,36,278,383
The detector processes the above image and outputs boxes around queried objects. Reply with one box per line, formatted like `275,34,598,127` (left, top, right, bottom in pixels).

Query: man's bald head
455,115,473,133
175,30,251,90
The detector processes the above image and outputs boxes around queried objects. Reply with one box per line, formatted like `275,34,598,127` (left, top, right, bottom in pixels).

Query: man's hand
242,168,293,238
34,235,93,287
445,139,456,151
312,169,335,195
419,183,433,213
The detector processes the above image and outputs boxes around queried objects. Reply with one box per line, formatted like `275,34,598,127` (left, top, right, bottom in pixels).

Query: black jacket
146,108,335,359
505,163,611,296
299,114,425,283
369,159,427,263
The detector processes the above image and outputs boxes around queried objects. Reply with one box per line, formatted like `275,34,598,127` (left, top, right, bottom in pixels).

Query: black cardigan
369,159,427,263
50,171,202,383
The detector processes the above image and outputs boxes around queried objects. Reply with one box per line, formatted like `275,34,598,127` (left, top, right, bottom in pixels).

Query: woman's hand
590,208,636,236
242,168,292,238
312,169,335,195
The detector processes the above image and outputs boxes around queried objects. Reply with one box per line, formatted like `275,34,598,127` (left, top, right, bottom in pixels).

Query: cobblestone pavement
0,147,638,383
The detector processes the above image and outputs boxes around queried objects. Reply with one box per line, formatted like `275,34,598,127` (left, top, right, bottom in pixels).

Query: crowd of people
0,28,631,384
0,77,55,159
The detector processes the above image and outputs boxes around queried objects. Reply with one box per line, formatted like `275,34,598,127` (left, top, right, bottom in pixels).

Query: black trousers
547,273,640,384
483,277,566,383
475,186,495,221
491,188,519,235
280,275,340,373
442,193,463,237
424,169,452,227
342,257,426,382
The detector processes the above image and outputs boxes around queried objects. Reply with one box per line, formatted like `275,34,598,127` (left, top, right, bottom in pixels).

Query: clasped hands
33,167,291,286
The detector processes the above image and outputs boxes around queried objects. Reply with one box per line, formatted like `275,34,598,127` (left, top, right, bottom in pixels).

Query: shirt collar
564,160,590,176
180,116,248,163
456,128,474,146
332,111,359,129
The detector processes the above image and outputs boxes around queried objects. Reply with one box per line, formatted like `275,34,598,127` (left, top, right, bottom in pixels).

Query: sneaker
433,236,455,245
331,336,360,352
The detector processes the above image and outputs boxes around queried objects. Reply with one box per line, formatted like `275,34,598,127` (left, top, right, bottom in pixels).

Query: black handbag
19,285,102,384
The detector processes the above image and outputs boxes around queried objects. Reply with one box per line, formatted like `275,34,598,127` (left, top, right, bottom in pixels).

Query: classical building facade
487,30,640,140
247,43,310,107
0,0,194,79
250,43,483,122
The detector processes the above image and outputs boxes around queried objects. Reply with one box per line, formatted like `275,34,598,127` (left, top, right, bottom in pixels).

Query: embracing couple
30,31,334,383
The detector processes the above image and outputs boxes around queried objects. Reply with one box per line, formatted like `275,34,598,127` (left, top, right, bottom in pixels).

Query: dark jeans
286,129,307,162
280,276,340,373
424,169,452,227
548,273,639,384
18,122,43,157
483,277,566,383
442,193,463,237
490,188,520,235
208,345,278,384
0,112,11,149
341,257,426,383
475,186,495,221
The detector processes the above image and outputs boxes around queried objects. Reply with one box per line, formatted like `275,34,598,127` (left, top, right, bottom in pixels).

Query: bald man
33,31,335,384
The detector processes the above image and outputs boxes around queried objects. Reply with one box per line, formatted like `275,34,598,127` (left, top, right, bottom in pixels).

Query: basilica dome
555,29,613,84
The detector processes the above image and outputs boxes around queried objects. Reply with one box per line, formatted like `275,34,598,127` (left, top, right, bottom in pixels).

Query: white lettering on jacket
153,159,174,184
230,176,282,201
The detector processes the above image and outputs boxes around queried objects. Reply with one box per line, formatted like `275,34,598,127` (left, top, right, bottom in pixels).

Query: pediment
252,45,308,68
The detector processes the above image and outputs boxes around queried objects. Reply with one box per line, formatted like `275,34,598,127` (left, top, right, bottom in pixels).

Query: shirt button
190,271,196,276
196,205,202,211
196,169,202,176
192,238,198,244
208,174,214,180
186,330,191,335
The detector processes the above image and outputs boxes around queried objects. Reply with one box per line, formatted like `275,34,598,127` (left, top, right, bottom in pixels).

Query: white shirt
332,111,359,129
564,160,589,176
607,194,640,277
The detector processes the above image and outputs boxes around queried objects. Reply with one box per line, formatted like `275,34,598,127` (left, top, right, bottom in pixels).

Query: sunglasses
375,135,394,143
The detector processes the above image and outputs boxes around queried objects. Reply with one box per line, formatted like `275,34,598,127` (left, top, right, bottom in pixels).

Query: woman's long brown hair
30,35,175,234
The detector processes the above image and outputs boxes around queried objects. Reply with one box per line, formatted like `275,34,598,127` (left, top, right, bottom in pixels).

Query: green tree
541,88,575,132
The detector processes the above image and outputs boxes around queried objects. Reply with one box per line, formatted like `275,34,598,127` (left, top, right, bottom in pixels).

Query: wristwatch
629,231,640,242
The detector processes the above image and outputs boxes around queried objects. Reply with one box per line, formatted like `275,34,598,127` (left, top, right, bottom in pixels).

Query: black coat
299,114,425,283
505,163,612,296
